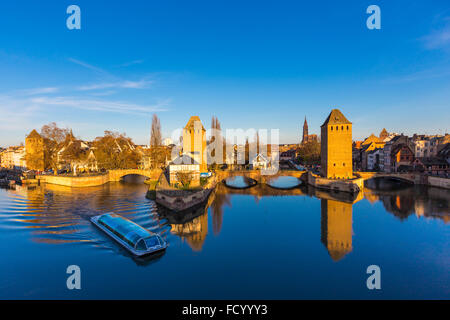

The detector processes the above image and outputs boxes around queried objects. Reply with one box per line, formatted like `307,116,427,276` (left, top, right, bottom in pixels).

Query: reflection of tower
302,117,309,144
210,189,231,235
321,199,353,261
170,211,209,251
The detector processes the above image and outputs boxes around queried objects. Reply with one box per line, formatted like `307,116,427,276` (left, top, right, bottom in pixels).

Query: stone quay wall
428,176,450,189
37,169,161,187
307,172,363,193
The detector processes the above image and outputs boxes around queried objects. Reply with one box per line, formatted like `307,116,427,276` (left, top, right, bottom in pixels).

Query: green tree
297,140,321,165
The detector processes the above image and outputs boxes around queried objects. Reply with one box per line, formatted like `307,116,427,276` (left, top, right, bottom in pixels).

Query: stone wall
308,172,363,193
38,173,110,187
428,176,450,189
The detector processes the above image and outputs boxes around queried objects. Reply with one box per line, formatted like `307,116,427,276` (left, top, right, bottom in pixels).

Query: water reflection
223,176,257,189
365,178,449,222
321,199,353,261
0,178,448,261
266,176,302,189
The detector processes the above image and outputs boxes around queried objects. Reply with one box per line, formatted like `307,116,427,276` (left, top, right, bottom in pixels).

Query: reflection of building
321,199,353,261
170,212,208,251
183,116,207,173
320,109,353,179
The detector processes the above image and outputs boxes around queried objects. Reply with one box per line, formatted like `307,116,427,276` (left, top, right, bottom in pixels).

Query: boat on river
91,213,167,256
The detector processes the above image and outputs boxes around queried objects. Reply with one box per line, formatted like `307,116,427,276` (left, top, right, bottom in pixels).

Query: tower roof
321,109,351,127
184,116,205,131
26,129,42,139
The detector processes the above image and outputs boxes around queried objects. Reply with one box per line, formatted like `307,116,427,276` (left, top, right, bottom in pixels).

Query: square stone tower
183,116,207,173
25,129,45,171
320,109,353,179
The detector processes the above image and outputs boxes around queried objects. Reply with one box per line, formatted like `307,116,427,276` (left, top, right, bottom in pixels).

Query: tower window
343,163,345,166
346,126,349,130
336,126,338,131
333,163,336,166
331,126,333,131
341,126,343,130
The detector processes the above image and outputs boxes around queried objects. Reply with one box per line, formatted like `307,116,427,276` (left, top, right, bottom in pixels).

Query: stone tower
25,129,45,171
183,116,207,173
320,109,353,179
321,199,353,261
302,117,309,144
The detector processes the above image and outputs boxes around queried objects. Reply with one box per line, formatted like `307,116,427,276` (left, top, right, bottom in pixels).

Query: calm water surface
0,178,448,299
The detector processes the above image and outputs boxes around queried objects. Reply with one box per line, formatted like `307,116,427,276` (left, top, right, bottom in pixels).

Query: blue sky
0,0,449,146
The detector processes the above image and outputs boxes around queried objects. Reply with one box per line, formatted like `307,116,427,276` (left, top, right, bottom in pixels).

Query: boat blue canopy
97,213,159,249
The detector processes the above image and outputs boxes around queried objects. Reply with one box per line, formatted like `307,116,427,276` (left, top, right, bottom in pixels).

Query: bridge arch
361,173,416,184
108,169,161,182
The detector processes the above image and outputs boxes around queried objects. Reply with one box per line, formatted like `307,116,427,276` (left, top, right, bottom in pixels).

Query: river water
0,178,448,299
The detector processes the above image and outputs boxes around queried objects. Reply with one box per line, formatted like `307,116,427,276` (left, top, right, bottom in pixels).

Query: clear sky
0,0,449,146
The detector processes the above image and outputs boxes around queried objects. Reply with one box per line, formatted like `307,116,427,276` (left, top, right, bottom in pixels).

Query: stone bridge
37,169,161,187
356,172,422,184
108,169,161,182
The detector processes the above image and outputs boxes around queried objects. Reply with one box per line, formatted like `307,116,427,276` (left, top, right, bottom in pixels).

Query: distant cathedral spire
302,116,309,144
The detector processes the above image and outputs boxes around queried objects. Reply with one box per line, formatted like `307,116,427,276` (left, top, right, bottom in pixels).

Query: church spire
302,116,309,144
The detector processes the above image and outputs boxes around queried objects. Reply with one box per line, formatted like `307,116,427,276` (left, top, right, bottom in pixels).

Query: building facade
0,146,26,170
320,109,353,179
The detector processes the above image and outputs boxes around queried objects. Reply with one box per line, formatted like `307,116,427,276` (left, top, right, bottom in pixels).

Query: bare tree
150,114,162,147
41,122,70,143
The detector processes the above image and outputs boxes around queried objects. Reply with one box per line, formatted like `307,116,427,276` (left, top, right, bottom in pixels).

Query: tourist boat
91,212,167,256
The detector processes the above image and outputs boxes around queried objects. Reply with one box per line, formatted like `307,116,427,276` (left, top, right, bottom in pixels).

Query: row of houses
0,130,173,173
0,146,27,170
353,129,450,176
